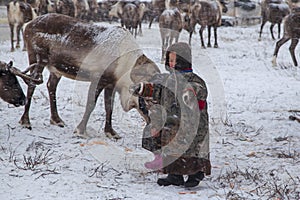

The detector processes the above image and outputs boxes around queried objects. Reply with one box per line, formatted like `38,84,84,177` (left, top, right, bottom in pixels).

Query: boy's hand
151,128,160,137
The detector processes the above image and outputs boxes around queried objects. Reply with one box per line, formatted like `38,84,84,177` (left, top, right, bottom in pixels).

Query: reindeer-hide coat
142,71,211,175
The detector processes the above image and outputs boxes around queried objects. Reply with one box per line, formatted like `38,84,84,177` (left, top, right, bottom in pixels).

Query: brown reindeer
109,1,147,36
38,0,56,15
24,0,40,14
20,13,160,139
122,3,140,38
0,61,25,107
73,0,89,20
56,0,76,17
108,0,125,22
87,0,99,21
7,0,37,52
148,0,166,28
259,0,290,41
183,0,227,48
159,8,183,62
272,11,300,66
0,60,42,106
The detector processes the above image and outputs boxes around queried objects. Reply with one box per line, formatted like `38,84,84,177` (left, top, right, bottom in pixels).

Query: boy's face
169,52,176,68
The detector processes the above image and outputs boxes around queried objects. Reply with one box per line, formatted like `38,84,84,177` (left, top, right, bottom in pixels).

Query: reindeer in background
159,8,183,62
7,0,37,52
183,0,228,48
272,11,300,66
259,0,290,41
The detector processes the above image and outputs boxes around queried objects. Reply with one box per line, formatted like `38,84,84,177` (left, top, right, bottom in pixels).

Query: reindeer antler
8,63,43,85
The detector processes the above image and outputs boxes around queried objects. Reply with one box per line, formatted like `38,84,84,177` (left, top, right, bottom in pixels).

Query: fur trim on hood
165,42,192,72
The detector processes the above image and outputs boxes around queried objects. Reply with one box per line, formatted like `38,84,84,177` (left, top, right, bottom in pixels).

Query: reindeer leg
138,22,143,36
47,73,65,127
166,35,170,51
189,30,193,46
272,36,290,66
161,36,166,63
207,26,212,48
277,22,281,39
214,26,218,48
20,61,45,129
175,32,179,43
9,24,14,52
259,19,266,41
148,16,154,29
270,23,275,40
160,31,165,63
189,23,196,46
74,80,104,138
162,35,170,62
169,33,174,47
19,84,36,130
289,38,299,66
16,24,22,49
104,85,121,139
199,26,206,48
21,28,26,51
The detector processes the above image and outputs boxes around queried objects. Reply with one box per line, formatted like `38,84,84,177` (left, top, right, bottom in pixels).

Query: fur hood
165,42,192,72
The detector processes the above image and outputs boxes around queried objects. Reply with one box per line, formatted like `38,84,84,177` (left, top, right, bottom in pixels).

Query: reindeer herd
1,0,300,138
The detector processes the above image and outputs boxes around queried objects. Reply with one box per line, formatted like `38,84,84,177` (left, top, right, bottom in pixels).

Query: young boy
131,42,211,187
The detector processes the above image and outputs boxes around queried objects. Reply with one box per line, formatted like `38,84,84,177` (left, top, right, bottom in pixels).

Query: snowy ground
1,16,300,199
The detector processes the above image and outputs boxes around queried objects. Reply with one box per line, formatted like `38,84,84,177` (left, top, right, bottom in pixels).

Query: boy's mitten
130,83,154,98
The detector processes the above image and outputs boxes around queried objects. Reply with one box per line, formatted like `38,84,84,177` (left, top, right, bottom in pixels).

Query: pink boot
144,154,163,170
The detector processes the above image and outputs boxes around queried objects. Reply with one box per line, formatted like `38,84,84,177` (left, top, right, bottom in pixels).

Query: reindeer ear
0,61,5,72
6,61,13,69
0,61,13,72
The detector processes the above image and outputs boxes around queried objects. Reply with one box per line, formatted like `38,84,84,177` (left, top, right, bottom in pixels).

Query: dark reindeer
38,0,56,15
0,61,25,107
148,0,191,29
159,8,183,62
183,0,227,48
7,0,37,52
87,0,99,21
56,0,76,17
109,1,147,37
122,3,140,38
0,60,40,107
148,0,166,29
74,0,89,20
259,0,290,41
20,13,160,139
272,11,300,66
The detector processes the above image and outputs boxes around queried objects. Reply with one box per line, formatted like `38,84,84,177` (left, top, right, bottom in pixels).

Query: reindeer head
0,61,26,107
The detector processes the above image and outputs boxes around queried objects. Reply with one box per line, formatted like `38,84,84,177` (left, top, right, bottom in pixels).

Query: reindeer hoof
50,119,65,127
105,132,121,140
104,127,121,139
19,119,32,130
73,128,88,138
272,56,277,67
21,123,32,130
